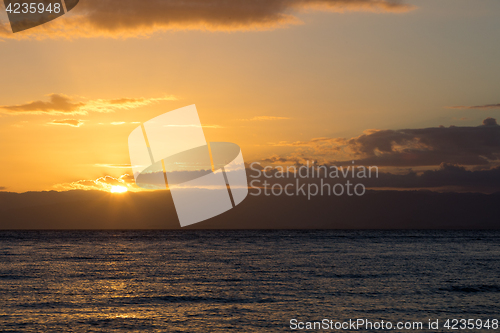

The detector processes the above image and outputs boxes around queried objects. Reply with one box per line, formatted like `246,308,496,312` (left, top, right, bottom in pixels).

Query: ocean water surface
0,230,499,332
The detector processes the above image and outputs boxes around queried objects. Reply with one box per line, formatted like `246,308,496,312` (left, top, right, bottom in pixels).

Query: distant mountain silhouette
0,190,499,229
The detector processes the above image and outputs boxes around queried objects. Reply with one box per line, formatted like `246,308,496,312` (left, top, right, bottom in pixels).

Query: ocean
0,230,499,332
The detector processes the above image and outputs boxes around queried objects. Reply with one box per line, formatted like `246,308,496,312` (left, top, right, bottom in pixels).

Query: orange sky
0,0,499,192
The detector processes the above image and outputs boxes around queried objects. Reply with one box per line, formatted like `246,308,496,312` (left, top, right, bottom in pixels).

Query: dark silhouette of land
0,190,499,229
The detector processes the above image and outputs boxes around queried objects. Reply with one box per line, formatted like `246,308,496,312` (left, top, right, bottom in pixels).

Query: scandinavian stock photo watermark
249,161,379,199
289,318,499,331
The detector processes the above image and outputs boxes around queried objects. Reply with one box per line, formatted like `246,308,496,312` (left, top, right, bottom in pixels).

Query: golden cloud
240,116,290,121
93,163,133,169
0,93,176,115
0,0,415,39
49,119,84,127
54,174,139,192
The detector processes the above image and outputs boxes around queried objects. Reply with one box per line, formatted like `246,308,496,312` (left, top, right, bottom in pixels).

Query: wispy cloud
163,124,223,128
94,163,134,169
447,103,500,110
0,94,176,115
48,119,84,127
240,116,290,121
0,0,414,40
98,121,144,126
86,96,176,113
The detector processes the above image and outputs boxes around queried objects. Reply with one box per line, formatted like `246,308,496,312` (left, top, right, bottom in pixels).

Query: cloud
346,118,500,166
54,174,139,192
163,124,223,128
240,116,290,121
248,162,500,192
0,94,176,115
355,163,500,191
271,118,500,167
447,103,500,110
482,117,498,127
261,155,298,164
409,163,500,190
98,122,149,126
0,186,6,191
94,164,133,169
49,119,84,127
0,0,414,39
273,136,344,147
90,96,176,111
44,161,500,194
0,94,84,114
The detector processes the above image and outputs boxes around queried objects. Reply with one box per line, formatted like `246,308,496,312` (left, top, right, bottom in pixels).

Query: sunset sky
1,0,499,193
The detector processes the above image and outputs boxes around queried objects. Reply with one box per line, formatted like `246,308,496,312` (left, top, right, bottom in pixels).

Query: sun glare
110,186,128,193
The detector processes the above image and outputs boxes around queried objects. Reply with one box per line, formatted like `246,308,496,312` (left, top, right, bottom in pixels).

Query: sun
110,185,128,193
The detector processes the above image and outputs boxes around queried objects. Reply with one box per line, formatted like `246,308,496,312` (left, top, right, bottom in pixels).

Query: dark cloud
1,0,414,39
447,103,500,110
347,118,500,166
249,162,500,192
482,117,498,127
273,118,500,167
359,163,500,191
412,163,500,189
0,187,6,191
49,119,84,127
